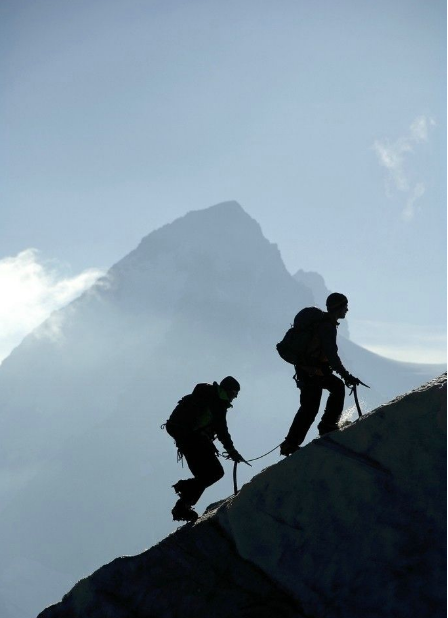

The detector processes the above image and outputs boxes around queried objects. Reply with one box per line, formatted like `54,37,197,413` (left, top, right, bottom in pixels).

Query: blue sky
1,0,446,363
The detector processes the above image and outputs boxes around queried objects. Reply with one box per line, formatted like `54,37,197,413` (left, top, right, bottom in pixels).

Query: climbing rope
246,444,283,462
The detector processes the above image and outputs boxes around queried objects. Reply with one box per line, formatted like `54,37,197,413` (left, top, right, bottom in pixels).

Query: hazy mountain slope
38,374,446,618
0,202,314,616
0,202,443,617
0,202,311,480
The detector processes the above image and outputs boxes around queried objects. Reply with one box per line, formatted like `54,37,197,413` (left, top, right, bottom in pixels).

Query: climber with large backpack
164,376,246,522
277,292,363,456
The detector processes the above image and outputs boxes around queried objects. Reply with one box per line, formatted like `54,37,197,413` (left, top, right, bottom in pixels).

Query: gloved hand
231,449,246,463
344,373,361,388
224,447,244,463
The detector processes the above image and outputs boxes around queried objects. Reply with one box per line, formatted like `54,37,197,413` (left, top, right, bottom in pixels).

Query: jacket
299,313,349,378
166,382,236,453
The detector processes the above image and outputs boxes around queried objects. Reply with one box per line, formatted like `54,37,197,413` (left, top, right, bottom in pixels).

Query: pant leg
285,378,323,447
318,374,345,429
177,434,224,505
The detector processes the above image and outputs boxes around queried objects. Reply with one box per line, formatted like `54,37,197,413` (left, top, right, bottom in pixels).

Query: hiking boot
318,422,339,436
172,480,190,499
172,499,199,523
280,439,299,457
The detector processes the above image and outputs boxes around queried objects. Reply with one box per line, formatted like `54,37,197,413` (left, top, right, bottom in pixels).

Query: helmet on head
220,376,240,394
326,293,348,311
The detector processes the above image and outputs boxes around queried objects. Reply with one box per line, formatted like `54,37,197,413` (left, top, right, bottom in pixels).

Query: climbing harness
161,422,185,465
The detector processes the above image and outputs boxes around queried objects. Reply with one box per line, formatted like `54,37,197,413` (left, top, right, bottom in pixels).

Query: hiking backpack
165,383,213,437
276,306,325,365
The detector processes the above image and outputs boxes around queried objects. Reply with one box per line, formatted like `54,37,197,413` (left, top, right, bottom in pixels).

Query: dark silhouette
165,376,245,521
280,293,361,456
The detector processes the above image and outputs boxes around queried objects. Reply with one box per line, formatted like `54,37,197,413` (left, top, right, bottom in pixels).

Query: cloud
373,115,435,220
410,115,436,142
403,182,425,221
0,249,104,363
373,137,412,192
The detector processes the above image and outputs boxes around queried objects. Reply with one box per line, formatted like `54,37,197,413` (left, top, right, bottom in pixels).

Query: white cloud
373,137,412,192
0,249,104,363
373,115,435,220
402,182,425,221
410,115,436,142
349,318,447,365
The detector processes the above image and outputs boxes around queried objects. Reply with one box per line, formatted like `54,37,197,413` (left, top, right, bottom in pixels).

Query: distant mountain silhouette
0,202,443,617
38,374,446,618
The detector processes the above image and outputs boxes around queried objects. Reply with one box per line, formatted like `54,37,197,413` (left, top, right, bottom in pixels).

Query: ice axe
232,458,251,495
350,379,370,418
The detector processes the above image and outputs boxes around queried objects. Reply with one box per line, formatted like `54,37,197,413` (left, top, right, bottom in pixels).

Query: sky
1,0,446,364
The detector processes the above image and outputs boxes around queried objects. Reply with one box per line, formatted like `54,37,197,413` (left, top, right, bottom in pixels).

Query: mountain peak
193,199,246,216
135,200,264,253
106,200,304,317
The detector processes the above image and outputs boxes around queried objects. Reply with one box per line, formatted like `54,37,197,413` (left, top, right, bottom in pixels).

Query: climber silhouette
280,293,362,456
165,376,245,522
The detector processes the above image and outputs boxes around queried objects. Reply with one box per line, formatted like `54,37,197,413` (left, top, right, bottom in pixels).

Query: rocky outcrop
38,374,446,618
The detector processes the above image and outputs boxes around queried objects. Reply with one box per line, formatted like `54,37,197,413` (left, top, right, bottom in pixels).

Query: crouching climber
165,376,246,522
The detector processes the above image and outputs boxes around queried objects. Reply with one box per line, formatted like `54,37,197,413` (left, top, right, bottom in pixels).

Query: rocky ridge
38,374,446,618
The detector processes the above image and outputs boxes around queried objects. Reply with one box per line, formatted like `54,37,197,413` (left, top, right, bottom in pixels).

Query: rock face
38,374,446,618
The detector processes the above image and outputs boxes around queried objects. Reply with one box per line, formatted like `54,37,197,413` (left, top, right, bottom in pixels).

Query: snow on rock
38,374,446,618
